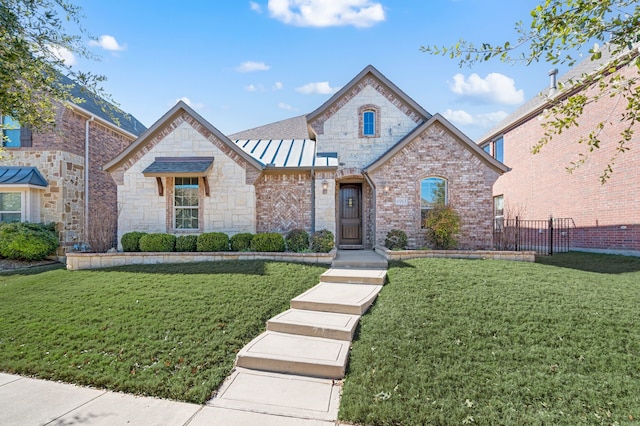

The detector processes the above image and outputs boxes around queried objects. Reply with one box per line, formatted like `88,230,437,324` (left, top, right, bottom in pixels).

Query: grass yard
0,260,326,404
340,252,640,425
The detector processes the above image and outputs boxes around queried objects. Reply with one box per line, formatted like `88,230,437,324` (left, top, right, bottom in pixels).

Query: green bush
384,229,408,250
423,204,461,249
250,233,285,252
139,233,176,252
285,229,310,252
230,233,254,251
121,232,147,252
0,222,59,260
175,235,198,252
311,229,334,253
197,232,230,252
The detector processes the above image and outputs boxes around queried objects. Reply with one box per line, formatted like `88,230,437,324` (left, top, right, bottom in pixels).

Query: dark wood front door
339,184,362,246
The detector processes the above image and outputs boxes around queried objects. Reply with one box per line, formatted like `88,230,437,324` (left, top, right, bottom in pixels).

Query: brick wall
255,172,312,234
370,123,500,249
493,65,639,253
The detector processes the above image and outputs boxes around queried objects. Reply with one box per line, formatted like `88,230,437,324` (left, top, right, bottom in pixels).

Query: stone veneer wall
255,171,312,234
6,150,84,250
369,123,500,249
314,171,336,235
114,120,256,246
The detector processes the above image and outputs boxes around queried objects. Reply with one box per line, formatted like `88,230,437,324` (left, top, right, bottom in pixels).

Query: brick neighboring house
105,65,507,250
478,48,639,256
0,79,146,253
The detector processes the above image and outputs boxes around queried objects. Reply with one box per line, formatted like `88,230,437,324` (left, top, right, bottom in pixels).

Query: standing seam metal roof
233,139,338,168
0,167,49,187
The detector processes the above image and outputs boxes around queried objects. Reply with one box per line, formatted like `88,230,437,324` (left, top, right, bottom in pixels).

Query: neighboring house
0,77,146,252
105,65,507,250
478,48,639,256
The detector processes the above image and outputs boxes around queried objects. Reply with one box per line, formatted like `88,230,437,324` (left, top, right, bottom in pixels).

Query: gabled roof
477,44,638,145
228,115,310,140
232,139,338,169
104,101,263,172
0,166,48,187
365,113,509,175
306,64,432,125
60,74,146,137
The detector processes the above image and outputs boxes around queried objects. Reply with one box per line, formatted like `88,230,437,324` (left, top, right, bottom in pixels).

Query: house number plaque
395,197,408,206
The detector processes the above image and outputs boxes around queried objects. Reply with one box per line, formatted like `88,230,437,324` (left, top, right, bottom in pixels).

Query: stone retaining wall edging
375,246,536,262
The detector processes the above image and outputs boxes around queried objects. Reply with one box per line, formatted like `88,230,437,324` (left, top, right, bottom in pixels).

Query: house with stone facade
478,48,639,256
105,65,508,250
0,79,145,253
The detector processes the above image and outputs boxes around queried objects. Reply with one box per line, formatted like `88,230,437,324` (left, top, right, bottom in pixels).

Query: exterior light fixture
322,180,328,194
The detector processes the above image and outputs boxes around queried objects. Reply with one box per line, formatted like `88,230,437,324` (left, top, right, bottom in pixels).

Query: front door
339,183,362,246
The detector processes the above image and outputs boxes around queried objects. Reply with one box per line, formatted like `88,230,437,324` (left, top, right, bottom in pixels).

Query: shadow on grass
387,260,416,269
88,259,272,275
0,263,64,277
536,251,640,274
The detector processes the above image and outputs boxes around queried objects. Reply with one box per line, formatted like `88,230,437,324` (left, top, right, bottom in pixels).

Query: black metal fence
493,217,572,255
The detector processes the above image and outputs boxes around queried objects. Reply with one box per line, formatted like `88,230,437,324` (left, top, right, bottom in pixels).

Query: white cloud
278,102,294,110
273,81,283,90
89,35,126,51
443,109,508,127
176,97,205,109
250,1,262,12
245,84,265,92
48,45,76,65
295,81,340,95
449,73,524,105
268,0,385,28
236,61,270,72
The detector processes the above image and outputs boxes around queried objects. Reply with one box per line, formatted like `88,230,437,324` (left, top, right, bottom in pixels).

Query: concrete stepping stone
209,367,340,422
236,331,350,379
267,309,360,340
291,282,383,315
320,268,386,285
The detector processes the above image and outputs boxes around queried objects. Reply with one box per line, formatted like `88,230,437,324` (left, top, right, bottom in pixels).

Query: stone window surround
419,175,448,229
358,104,381,138
165,176,205,234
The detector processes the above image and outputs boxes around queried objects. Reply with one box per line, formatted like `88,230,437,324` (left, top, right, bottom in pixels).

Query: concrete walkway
0,250,387,425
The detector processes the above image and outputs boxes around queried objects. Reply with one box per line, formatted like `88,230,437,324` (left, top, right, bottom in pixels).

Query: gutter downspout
363,171,376,249
84,115,94,245
310,161,316,234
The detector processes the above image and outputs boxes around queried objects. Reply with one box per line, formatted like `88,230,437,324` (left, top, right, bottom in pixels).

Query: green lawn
0,261,326,403
339,252,640,425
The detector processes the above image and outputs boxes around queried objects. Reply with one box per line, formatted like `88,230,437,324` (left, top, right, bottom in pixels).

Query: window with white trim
174,177,199,229
482,136,504,163
493,195,504,231
0,192,22,222
420,177,447,228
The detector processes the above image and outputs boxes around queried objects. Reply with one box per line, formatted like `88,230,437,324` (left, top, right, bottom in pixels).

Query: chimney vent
548,68,559,91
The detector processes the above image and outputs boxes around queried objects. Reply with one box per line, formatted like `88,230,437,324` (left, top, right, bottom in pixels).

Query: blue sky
66,1,577,140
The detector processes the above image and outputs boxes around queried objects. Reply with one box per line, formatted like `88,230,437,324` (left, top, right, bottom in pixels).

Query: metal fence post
549,216,554,255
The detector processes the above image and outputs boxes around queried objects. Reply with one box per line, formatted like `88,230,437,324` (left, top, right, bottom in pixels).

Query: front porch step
267,309,360,341
291,282,383,315
332,250,388,270
320,268,387,285
235,331,350,379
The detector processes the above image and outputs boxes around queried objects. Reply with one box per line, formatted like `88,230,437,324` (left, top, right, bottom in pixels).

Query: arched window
363,110,375,136
420,177,447,228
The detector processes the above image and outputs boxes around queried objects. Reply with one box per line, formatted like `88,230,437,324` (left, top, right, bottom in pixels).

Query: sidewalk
0,373,334,425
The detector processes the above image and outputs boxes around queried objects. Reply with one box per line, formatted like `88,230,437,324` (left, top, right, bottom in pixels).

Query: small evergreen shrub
139,233,176,252
250,232,285,252
285,229,310,252
121,232,147,252
384,229,408,250
230,233,254,251
423,204,461,249
197,232,230,252
0,222,59,260
175,235,198,252
311,230,334,253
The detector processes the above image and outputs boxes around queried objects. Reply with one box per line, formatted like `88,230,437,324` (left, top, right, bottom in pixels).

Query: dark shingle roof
60,74,146,136
0,167,48,187
142,157,214,176
228,115,310,140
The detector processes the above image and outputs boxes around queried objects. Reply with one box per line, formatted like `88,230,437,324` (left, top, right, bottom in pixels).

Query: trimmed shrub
139,233,176,252
250,232,285,252
0,222,59,260
385,229,408,250
197,232,230,252
230,233,254,251
175,235,198,252
311,229,334,253
285,229,310,252
423,204,461,249
121,232,147,252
